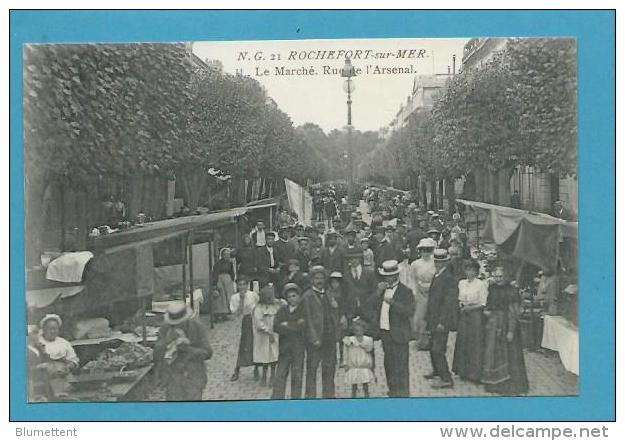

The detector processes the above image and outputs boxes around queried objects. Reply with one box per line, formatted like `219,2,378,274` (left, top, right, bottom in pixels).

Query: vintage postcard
21,35,581,404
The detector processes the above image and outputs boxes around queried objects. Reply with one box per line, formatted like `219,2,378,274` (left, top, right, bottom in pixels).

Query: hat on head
427,228,440,235
279,225,290,230
359,237,370,243
297,236,310,242
427,210,435,215
282,283,302,297
433,249,451,262
326,229,341,237
378,260,400,276
408,202,417,209
431,213,440,219
164,301,196,325
260,284,276,298
464,259,481,272
330,271,343,279
344,226,357,235
39,313,62,329
417,237,437,249
309,265,326,277
256,218,265,224
452,213,461,221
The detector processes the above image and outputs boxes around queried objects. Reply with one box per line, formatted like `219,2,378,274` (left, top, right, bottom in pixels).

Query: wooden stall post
189,230,195,310
181,233,187,304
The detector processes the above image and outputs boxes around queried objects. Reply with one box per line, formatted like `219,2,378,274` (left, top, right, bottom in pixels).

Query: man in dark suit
425,248,460,389
301,265,339,399
374,227,399,270
255,231,282,287
320,229,345,273
343,250,378,330
275,225,296,263
372,260,416,397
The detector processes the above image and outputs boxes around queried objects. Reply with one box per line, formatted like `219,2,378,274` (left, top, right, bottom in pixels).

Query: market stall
27,206,251,402
457,199,579,375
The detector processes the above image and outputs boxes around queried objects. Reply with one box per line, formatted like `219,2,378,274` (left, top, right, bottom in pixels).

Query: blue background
9,10,615,421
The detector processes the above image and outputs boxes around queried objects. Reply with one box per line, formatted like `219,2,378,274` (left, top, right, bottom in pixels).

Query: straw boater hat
433,249,451,262
378,260,400,276
330,271,343,279
164,301,196,325
417,237,437,249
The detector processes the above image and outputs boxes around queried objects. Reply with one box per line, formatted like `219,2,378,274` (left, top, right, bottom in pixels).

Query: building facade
460,38,578,219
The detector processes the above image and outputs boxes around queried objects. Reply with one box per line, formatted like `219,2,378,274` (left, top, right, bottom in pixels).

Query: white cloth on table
46,251,94,283
458,278,489,306
541,315,579,375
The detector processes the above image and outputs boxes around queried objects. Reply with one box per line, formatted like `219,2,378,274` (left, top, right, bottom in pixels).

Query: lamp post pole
347,76,353,199
341,58,357,202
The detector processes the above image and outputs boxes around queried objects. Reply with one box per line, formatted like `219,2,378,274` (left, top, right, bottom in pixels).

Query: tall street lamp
341,57,357,201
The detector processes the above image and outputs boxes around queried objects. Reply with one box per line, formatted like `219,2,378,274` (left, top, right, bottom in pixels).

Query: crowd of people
184,185,530,401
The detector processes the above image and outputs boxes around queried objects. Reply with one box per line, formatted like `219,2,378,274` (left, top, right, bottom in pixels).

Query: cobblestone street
197,314,578,401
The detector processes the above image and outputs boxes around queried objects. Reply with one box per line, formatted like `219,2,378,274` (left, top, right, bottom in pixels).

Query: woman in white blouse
452,260,488,382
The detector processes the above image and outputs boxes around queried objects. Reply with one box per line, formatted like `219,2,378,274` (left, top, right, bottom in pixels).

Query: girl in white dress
343,318,375,398
252,284,286,386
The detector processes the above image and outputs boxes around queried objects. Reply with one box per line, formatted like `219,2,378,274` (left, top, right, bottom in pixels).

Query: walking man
425,249,460,389
373,260,415,397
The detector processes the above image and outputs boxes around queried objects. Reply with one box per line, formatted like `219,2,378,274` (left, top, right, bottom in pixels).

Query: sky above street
193,38,468,133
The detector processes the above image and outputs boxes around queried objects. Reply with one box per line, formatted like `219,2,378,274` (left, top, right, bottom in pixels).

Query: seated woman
35,314,79,398
37,314,79,372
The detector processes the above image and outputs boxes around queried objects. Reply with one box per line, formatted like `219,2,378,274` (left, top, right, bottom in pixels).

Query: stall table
65,365,154,402
541,315,579,375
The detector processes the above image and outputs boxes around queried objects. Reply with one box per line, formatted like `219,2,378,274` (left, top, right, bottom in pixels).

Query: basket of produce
81,342,153,373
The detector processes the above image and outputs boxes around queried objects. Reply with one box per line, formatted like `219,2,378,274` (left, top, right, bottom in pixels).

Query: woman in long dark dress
482,267,529,395
213,247,235,321
236,234,257,281
453,260,488,382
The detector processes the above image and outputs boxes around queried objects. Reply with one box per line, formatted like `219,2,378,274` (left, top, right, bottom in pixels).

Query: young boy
271,283,306,399
229,276,260,381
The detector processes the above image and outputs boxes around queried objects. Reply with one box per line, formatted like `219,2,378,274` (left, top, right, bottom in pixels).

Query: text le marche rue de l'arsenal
254,64,419,77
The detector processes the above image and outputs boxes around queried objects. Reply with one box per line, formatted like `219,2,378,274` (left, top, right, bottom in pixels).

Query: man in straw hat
373,260,415,397
425,249,460,389
301,265,338,398
154,301,212,401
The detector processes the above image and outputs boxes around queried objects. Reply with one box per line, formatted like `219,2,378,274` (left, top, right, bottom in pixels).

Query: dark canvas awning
457,199,578,270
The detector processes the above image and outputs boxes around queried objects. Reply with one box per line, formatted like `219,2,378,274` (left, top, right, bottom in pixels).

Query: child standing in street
229,275,260,382
343,318,375,398
252,284,286,386
271,283,307,399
